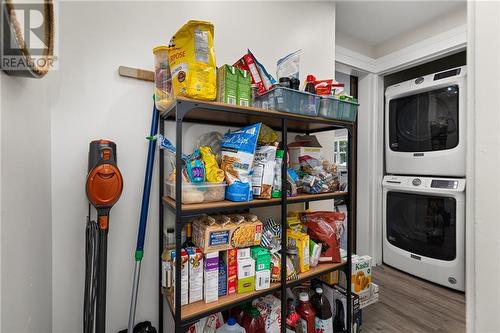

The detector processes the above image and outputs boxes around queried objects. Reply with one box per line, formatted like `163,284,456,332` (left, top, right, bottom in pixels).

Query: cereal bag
168,20,216,100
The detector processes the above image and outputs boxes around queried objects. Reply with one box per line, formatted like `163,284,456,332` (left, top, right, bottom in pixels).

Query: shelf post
175,101,184,333
159,118,165,333
346,125,354,333
280,118,288,333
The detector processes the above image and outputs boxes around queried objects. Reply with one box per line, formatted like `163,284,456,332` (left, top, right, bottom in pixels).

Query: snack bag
252,144,277,199
168,20,216,100
199,146,224,183
220,123,261,201
276,49,300,80
183,149,205,183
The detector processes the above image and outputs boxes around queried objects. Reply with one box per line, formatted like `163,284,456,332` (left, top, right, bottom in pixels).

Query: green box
251,246,271,271
217,65,238,105
237,276,255,294
236,68,251,107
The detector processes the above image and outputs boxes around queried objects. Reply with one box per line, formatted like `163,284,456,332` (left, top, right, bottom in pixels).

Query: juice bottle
242,307,265,333
311,287,333,333
296,292,316,333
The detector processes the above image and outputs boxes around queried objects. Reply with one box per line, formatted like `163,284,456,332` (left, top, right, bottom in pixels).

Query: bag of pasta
168,20,216,100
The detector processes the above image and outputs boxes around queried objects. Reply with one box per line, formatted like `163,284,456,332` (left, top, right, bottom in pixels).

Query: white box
204,252,219,303
237,257,255,279
359,283,379,308
238,247,251,259
171,249,189,306
288,147,323,170
255,269,271,290
187,248,203,304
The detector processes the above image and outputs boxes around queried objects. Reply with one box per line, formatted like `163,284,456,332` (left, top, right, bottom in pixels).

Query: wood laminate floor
361,265,465,333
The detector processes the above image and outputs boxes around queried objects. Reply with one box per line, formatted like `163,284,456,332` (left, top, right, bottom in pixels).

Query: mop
127,104,159,333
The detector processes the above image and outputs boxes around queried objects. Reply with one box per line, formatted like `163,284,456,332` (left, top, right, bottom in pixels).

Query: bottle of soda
296,292,316,333
311,287,333,333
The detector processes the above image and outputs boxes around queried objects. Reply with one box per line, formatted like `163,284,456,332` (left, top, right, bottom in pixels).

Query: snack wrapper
200,146,224,183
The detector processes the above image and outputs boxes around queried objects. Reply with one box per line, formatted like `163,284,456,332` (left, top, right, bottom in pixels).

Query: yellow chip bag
168,20,216,100
200,146,224,183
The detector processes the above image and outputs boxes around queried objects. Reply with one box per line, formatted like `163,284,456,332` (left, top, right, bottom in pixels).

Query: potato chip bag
168,20,216,100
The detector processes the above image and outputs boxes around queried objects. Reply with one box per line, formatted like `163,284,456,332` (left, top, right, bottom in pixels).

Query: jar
287,245,300,275
153,45,173,112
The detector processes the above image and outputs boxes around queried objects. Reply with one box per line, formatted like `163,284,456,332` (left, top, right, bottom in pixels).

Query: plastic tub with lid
255,87,320,116
165,181,227,204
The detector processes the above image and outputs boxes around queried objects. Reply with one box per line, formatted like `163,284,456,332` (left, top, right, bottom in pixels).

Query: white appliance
385,66,466,177
383,175,465,291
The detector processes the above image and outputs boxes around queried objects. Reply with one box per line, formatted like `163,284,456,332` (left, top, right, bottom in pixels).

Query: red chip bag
300,211,345,263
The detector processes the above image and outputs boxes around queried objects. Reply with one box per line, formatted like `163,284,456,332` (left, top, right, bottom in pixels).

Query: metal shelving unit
158,97,356,333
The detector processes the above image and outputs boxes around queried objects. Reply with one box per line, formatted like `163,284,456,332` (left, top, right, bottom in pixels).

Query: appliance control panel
431,179,459,189
383,176,465,192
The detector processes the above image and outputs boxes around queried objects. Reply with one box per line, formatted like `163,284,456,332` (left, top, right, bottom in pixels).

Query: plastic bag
276,50,300,80
199,146,224,183
168,20,216,100
252,144,277,199
183,150,205,183
300,211,345,263
220,123,261,201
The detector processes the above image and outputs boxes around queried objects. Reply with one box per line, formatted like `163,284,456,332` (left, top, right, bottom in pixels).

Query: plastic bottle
304,75,316,94
242,307,265,333
296,292,316,333
217,318,246,333
311,287,333,333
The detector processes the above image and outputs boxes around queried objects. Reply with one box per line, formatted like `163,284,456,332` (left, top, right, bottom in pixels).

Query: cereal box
221,248,237,295
186,247,203,304
351,255,372,295
218,256,227,297
204,252,219,303
171,249,189,306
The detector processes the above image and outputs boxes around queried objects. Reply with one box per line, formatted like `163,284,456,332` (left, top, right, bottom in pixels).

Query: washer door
386,191,457,261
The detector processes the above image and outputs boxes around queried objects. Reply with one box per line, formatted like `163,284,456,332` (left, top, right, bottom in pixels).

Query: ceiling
336,1,466,47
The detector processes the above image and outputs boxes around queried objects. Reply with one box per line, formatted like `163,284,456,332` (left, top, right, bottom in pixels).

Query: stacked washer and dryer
383,67,466,291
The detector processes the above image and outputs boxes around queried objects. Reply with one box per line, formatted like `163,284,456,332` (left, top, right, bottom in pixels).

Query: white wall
467,2,500,332
0,72,53,332
47,2,336,333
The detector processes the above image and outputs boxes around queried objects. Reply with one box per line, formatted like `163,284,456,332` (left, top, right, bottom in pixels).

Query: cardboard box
237,247,251,259
287,229,310,273
251,246,271,271
217,65,238,105
323,284,360,332
204,252,219,303
359,283,379,308
171,249,189,306
351,255,372,295
237,276,255,294
221,248,237,295
186,247,203,304
321,270,339,285
192,219,236,253
237,257,255,279
231,219,263,248
288,146,323,171
218,256,227,297
255,269,271,290
236,68,251,107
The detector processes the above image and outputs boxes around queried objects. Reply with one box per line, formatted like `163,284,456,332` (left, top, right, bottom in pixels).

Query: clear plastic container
153,45,173,113
165,181,227,204
217,318,246,333
255,87,320,116
319,96,358,121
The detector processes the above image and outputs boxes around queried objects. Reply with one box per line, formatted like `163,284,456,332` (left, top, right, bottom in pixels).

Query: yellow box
287,229,310,273
321,270,339,285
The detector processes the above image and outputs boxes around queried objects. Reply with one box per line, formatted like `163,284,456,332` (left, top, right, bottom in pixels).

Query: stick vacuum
85,140,123,333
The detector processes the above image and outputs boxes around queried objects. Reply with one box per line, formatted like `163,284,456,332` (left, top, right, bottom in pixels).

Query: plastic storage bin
255,87,320,116
319,96,358,121
165,181,227,204
153,45,173,113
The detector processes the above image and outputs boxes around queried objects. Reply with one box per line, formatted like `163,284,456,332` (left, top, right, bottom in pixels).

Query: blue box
218,256,227,297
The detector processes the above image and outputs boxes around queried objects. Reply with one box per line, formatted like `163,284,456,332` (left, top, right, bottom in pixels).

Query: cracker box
237,276,255,294
218,256,227,297
204,252,219,303
186,247,203,304
251,246,271,271
287,229,310,273
171,249,189,306
255,269,271,290
351,255,372,295
217,65,238,105
221,248,237,295
236,67,251,107
237,257,255,279
192,218,236,253
230,217,263,248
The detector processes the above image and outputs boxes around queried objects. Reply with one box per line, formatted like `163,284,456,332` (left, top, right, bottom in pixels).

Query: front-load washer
383,175,465,291
385,66,466,177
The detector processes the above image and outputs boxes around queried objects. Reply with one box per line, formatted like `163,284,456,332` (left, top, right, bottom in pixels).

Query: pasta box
192,218,236,253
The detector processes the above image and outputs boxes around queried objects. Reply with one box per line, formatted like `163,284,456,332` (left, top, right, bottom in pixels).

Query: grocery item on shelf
236,68,251,107
255,269,271,291
221,248,237,295
251,246,271,271
351,255,372,295
287,243,300,275
300,211,345,263
189,312,224,333
271,150,284,198
242,307,266,333
253,295,281,333
298,155,339,194
229,213,263,248
220,123,261,202
270,252,298,282
359,282,379,309
304,75,316,94
237,247,251,259
261,218,282,251
323,284,361,333
187,247,204,303
277,50,300,81
218,256,227,297
287,168,300,197
285,298,301,332
217,64,238,105
184,149,205,183
288,135,323,171
320,270,339,286
296,292,316,333
192,215,235,253
196,131,224,159
168,20,216,101
165,181,227,204
237,255,255,279
286,229,310,273
153,45,173,112
204,251,219,303
200,146,225,183
309,240,322,268
252,144,277,199
182,223,196,248
231,304,251,324
311,287,333,333
216,318,246,333
161,247,172,295
171,249,189,306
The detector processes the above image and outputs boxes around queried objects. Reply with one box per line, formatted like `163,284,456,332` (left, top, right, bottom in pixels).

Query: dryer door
386,191,457,261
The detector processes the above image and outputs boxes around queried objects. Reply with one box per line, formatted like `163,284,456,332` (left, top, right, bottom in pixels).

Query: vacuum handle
95,228,108,333
98,214,109,231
